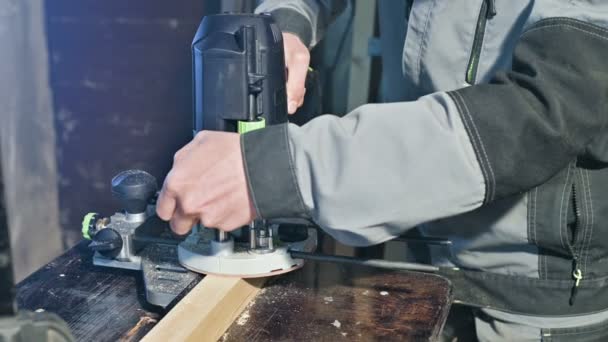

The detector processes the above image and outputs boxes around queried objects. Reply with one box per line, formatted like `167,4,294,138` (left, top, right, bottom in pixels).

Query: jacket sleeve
242,92,486,246
241,17,608,246
255,0,348,47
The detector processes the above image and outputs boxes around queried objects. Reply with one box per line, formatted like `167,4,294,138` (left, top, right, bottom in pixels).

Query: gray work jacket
244,0,608,322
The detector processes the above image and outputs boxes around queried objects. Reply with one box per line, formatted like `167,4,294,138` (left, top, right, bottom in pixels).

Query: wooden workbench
15,241,183,340
222,259,452,341
16,240,452,341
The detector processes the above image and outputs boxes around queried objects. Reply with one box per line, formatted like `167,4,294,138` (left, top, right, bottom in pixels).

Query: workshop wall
46,1,220,248
0,0,63,282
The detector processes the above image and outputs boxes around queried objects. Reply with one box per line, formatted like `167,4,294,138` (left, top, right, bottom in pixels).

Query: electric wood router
81,14,317,308
179,12,317,278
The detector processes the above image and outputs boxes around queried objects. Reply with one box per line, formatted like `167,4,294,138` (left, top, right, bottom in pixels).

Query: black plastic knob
111,170,158,214
88,228,123,259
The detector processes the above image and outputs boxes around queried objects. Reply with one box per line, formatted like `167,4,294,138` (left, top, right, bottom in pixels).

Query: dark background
46,0,220,246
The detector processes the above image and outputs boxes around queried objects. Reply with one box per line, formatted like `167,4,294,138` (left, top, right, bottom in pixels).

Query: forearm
255,0,348,47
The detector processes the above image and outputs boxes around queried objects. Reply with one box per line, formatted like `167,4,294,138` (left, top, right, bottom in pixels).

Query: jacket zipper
568,183,583,305
465,0,496,84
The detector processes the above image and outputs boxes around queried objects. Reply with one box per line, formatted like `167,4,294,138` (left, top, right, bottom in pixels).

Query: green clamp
81,212,98,240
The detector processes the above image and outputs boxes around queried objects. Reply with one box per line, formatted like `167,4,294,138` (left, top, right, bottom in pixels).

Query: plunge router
179,13,317,278
82,13,317,305
177,13,447,279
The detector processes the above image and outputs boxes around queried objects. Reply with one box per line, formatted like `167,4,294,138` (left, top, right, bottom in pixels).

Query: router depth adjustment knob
111,170,158,214
88,228,123,259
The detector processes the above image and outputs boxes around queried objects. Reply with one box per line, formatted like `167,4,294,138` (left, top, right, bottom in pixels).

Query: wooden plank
142,276,266,342
15,241,202,341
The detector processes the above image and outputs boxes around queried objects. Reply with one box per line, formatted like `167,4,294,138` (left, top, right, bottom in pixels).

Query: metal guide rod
392,236,452,246
289,251,441,273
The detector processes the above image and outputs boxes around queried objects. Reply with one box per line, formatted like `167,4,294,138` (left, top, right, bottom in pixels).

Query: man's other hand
156,131,256,235
283,32,310,114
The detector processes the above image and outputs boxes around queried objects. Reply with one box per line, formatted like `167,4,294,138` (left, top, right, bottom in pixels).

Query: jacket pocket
565,182,583,304
564,167,591,305
465,0,496,84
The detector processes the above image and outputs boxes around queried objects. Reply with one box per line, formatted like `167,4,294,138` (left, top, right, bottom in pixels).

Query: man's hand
156,131,256,235
283,32,310,114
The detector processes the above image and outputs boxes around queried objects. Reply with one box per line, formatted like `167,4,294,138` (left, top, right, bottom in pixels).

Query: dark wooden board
15,241,200,341
223,259,452,341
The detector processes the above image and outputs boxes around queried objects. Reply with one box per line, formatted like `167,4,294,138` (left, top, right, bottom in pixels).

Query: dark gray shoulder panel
449,18,608,202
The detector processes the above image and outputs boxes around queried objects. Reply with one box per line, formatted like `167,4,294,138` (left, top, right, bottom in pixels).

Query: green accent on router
82,212,98,240
238,118,266,134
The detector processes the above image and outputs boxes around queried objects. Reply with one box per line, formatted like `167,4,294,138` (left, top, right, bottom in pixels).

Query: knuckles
200,213,218,229
293,51,310,63
163,174,181,196
173,150,183,163
194,131,205,140
194,130,212,141
180,200,197,216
